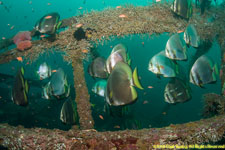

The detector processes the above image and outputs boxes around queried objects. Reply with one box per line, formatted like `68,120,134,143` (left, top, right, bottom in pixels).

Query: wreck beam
72,57,94,129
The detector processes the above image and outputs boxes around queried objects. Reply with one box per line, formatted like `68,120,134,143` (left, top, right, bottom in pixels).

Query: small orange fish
114,125,120,129
162,112,166,115
76,23,83,28
10,25,14,30
99,115,104,120
116,6,122,9
45,15,52,19
82,49,88,54
26,62,29,65
177,30,184,33
141,42,144,45
119,14,127,18
160,65,164,69
156,0,161,2
16,57,23,62
47,3,51,5
148,86,153,89
40,35,46,38
51,70,57,73
143,100,148,104
2,37,5,40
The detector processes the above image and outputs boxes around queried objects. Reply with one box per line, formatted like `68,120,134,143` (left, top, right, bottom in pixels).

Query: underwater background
0,0,224,131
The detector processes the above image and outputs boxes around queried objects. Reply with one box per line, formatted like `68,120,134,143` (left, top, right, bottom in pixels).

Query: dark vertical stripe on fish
196,71,203,86
191,71,197,85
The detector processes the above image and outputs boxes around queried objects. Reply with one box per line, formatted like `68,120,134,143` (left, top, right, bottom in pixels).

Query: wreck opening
85,33,222,131
0,50,77,130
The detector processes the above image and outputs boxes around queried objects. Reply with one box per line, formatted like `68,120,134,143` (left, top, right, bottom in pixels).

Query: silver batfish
165,33,187,61
184,24,201,48
164,78,191,104
190,55,218,87
148,51,179,78
106,62,143,106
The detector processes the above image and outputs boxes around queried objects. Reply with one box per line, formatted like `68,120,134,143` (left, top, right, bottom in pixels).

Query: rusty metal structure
0,2,224,149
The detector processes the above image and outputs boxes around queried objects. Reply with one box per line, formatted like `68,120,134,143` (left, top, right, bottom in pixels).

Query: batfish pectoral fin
127,53,131,66
21,67,25,75
214,63,219,75
23,90,28,105
212,63,219,81
66,85,71,97
109,91,113,99
25,80,29,93
128,59,131,66
130,86,137,101
132,67,144,90
57,21,62,30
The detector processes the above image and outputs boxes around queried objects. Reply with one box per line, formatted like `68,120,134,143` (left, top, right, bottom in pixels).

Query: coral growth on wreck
13,31,31,45
13,31,32,51
203,93,225,117
16,40,32,51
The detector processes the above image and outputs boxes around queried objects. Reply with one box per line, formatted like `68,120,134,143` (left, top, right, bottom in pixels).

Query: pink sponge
13,31,31,45
16,40,32,51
